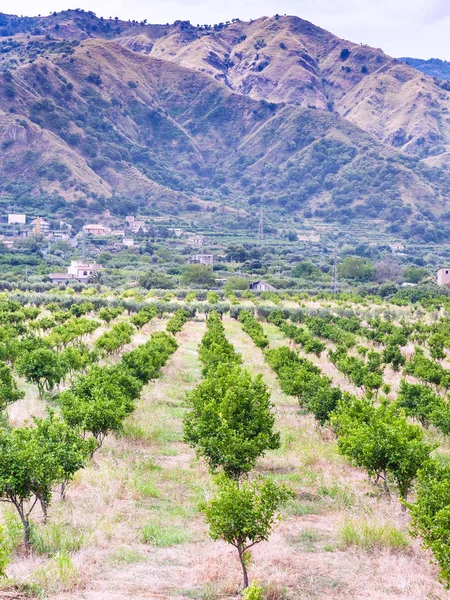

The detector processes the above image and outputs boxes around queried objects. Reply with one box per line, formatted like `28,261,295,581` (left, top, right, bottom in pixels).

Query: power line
258,201,264,245
332,242,339,294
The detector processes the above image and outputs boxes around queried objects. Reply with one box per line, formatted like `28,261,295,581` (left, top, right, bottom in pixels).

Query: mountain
400,57,450,81
1,10,450,241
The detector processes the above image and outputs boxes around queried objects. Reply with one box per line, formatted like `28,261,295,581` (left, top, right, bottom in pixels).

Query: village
0,211,282,291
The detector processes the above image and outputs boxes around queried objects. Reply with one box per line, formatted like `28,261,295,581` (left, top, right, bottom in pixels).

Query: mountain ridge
1,10,450,241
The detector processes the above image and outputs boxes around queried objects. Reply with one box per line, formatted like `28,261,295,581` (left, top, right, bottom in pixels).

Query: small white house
123,237,135,247
193,254,213,265
437,268,450,288
390,243,405,253
67,261,103,278
187,235,205,247
83,224,111,236
249,280,276,292
8,213,26,225
0,237,13,248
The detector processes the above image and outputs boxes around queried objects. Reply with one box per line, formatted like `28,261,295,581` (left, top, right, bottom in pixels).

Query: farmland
1,288,450,599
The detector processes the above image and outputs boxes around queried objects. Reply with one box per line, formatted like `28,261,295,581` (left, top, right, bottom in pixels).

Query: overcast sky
3,0,450,59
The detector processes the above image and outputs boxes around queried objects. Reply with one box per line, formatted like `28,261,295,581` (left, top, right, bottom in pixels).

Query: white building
131,220,147,233
67,261,103,278
187,235,205,247
123,237,135,247
8,213,26,225
31,217,50,234
83,223,111,236
0,237,13,248
193,253,213,265
437,268,450,288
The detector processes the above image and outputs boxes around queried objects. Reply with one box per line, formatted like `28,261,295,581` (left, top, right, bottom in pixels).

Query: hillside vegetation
1,11,450,239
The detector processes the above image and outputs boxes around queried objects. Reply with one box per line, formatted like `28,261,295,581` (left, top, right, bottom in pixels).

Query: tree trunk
60,481,67,500
382,469,390,498
238,547,249,590
401,488,408,512
40,496,48,522
17,508,31,551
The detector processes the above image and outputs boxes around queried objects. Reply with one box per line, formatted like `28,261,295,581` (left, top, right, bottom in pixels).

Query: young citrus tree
202,476,293,589
16,347,67,399
183,363,280,480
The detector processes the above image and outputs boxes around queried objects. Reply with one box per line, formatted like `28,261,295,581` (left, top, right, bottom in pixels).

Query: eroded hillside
1,11,450,240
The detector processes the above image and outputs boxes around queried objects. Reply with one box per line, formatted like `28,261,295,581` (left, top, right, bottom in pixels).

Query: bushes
238,311,269,348
329,347,383,395
265,346,342,424
60,331,177,449
184,363,280,479
130,304,157,328
166,309,189,335
280,322,325,356
198,311,241,376
331,397,433,502
94,322,134,355
409,461,450,585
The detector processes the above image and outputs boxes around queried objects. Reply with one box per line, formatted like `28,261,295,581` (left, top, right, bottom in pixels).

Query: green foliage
206,291,220,304
198,312,241,377
404,347,450,389
182,264,215,287
397,380,441,427
94,322,134,355
121,332,178,384
0,524,10,577
238,311,269,349
265,346,342,424
184,364,280,480
0,414,92,548
280,322,325,356
292,261,324,279
243,582,264,600
59,365,142,448
202,476,293,588
16,347,67,398
382,343,405,371
166,309,188,334
46,317,100,349
98,306,123,323
403,266,428,284
329,347,383,394
0,362,24,410
130,304,157,328
338,256,374,282
409,460,450,586
332,397,433,501
138,270,174,290
267,309,286,326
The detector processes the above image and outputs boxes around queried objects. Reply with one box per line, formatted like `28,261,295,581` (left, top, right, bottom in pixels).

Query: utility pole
258,201,264,246
332,241,339,294
82,230,87,263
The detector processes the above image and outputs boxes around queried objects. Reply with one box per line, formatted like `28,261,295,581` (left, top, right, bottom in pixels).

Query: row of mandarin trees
239,307,450,587
183,311,293,593
0,298,179,572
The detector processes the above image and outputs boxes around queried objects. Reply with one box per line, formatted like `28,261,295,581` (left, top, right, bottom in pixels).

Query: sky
2,0,450,59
